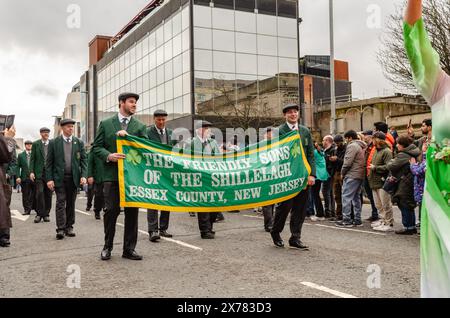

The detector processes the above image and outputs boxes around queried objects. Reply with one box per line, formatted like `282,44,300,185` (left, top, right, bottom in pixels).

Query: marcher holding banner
93,92,148,261
270,104,316,250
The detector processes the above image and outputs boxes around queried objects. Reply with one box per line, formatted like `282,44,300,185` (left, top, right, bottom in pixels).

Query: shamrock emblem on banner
290,143,301,159
126,149,142,166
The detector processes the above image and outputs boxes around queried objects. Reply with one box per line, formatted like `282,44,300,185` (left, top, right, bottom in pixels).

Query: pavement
0,191,420,298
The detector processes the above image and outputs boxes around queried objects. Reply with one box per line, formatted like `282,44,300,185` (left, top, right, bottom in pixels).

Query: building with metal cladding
82,0,300,143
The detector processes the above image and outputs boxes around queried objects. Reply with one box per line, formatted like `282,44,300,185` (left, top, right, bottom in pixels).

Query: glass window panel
235,10,256,33
143,90,150,109
156,25,164,47
173,33,182,56
143,72,150,91
119,55,124,72
165,80,174,100
174,97,183,117
278,0,297,18
183,72,191,95
143,54,149,74
195,71,214,104
183,94,191,115
213,51,235,73
174,75,183,98
130,79,137,93
236,0,256,12
257,35,277,55
182,5,190,30
125,51,131,68
165,100,174,118
257,14,277,35
279,57,298,74
257,0,276,16
136,76,143,94
173,12,182,36
157,46,164,66
194,0,210,5
212,8,234,30
183,51,190,74
157,65,165,85
149,69,157,88
157,84,165,104
194,5,211,28
124,67,130,84
142,36,149,56
194,27,212,50
212,30,235,52
214,0,234,10
149,32,156,52
236,53,257,75
136,58,143,77
130,45,136,64
149,51,157,70
164,20,173,42
236,32,257,54
278,16,297,38
120,71,125,88
164,40,173,62
278,37,297,58
173,54,183,77
194,49,212,71
258,55,278,76
136,41,143,61
165,60,173,80
213,72,236,106
150,88,157,107
130,63,136,80
182,29,190,52
115,75,120,91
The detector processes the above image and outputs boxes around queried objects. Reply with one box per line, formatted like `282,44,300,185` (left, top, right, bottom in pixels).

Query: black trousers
363,177,378,218
197,212,218,234
272,189,308,241
262,205,274,230
147,210,170,232
86,183,95,209
94,182,104,213
312,180,325,217
55,175,77,232
35,178,52,217
103,182,138,252
0,183,12,240
322,177,334,217
21,179,35,213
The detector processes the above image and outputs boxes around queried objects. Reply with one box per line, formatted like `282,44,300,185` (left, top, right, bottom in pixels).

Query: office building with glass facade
90,0,299,139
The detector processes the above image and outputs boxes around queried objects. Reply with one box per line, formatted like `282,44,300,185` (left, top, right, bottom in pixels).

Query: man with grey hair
322,135,335,218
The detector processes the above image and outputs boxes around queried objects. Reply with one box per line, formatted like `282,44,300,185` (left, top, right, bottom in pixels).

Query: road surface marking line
311,224,386,236
11,210,30,222
301,282,357,298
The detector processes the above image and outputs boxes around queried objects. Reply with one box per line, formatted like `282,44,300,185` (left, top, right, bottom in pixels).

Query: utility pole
329,0,336,135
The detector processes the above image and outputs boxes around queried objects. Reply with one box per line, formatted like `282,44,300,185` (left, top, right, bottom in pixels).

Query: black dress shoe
265,227,272,233
201,232,215,239
159,230,173,238
395,228,417,235
289,240,309,250
43,217,50,223
149,231,161,242
86,207,91,212
122,250,143,260
270,232,284,248
95,212,101,220
56,231,65,240
34,216,42,223
22,211,31,216
101,248,111,261
0,239,11,247
65,228,76,237
215,214,225,223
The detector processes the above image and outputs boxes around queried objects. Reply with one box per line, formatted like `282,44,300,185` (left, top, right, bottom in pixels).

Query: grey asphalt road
0,191,420,298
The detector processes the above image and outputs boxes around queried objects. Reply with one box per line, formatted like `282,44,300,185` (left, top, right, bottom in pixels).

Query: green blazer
278,122,316,177
93,114,148,182
46,136,88,188
16,151,32,180
146,125,176,146
87,150,104,183
30,140,49,179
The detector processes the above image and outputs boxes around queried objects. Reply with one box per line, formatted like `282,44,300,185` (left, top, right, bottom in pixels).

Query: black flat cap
40,127,50,133
282,103,300,114
333,135,344,143
24,140,33,145
118,92,140,102
60,118,76,126
194,120,213,130
154,109,168,117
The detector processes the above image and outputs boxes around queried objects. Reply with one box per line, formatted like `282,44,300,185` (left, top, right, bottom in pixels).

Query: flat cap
282,103,300,114
60,118,76,126
362,130,373,136
333,135,344,143
24,140,33,145
373,131,386,140
194,120,213,130
154,109,168,117
40,127,50,133
118,92,140,102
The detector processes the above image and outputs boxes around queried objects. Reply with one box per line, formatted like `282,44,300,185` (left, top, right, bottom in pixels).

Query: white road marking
301,282,357,298
243,214,386,236
11,210,30,222
75,209,202,251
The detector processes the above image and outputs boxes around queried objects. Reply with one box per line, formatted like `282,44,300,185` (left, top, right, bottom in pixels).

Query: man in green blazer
30,127,52,223
46,119,87,240
87,147,104,220
16,140,34,215
93,92,148,261
270,104,316,250
146,109,176,243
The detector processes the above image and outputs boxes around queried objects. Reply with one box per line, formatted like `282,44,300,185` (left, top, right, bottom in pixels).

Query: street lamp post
329,0,336,135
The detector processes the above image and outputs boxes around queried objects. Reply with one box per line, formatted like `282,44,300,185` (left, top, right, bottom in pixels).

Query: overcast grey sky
0,0,406,140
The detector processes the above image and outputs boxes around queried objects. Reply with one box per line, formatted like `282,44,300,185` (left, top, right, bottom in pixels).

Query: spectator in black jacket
322,135,336,218
329,135,346,221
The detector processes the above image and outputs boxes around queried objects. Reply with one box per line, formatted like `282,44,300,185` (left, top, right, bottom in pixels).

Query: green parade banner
117,131,311,212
